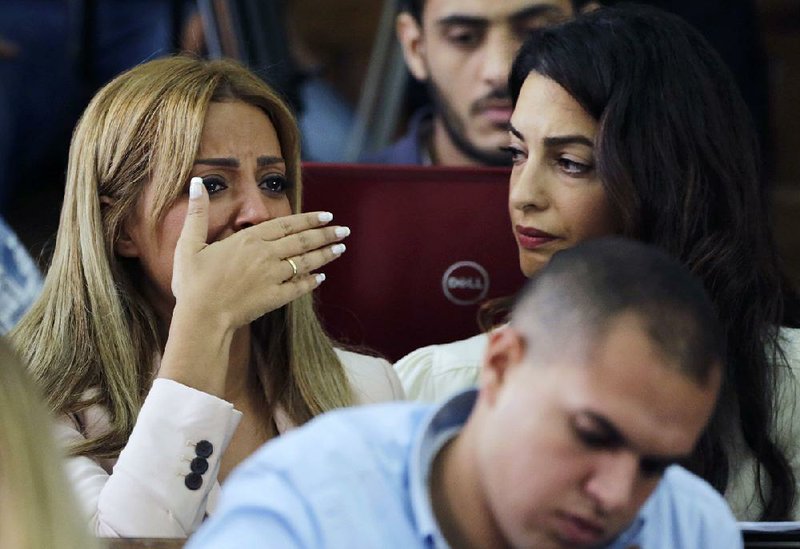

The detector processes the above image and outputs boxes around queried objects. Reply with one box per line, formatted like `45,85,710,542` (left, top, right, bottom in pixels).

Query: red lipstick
515,225,559,250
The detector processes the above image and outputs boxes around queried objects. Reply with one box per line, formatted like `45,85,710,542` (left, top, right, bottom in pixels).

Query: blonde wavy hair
0,338,99,549
11,56,352,458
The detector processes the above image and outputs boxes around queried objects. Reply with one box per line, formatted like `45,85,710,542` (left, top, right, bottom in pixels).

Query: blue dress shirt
188,389,742,548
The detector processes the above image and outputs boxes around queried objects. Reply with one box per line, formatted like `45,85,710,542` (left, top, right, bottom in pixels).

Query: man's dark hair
402,0,587,22
512,237,724,386
402,0,423,20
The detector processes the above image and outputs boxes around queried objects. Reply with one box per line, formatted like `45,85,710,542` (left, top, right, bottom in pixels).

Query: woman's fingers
173,178,210,297
271,272,328,304
176,177,210,252
252,210,335,242
282,243,346,281
171,193,349,328
270,225,351,261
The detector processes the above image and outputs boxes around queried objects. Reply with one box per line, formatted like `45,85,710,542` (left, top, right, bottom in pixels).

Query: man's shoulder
638,465,742,548
359,108,432,165
209,403,432,547
360,133,423,165
655,465,733,509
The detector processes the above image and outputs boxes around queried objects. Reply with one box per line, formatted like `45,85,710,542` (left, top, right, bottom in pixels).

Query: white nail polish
189,177,203,199
335,226,351,238
331,243,346,255
315,273,326,284
318,212,333,223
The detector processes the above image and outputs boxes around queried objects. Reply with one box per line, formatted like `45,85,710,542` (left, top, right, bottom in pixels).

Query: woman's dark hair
503,4,799,519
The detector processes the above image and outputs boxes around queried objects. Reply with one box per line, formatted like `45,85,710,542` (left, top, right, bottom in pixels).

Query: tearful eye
261,175,290,194
200,176,227,195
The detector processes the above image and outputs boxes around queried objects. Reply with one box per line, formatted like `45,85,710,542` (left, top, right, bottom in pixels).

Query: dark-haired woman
396,4,800,520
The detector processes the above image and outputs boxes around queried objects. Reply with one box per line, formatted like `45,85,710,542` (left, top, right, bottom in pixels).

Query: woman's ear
100,195,140,258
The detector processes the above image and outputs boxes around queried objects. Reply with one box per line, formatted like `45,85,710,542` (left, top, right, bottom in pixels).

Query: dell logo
442,261,490,306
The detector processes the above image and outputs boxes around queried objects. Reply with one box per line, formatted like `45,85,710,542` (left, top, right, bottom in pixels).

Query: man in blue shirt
189,238,742,548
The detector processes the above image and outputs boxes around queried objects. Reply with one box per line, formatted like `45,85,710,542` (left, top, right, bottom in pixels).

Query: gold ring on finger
285,257,299,279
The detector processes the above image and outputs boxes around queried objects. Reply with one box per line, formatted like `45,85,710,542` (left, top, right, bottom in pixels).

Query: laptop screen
302,162,526,362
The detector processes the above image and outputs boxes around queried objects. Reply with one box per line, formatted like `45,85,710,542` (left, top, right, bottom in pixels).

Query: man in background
364,0,595,166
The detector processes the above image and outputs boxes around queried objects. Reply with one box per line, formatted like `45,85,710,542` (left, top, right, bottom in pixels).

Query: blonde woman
11,56,403,538
0,338,100,549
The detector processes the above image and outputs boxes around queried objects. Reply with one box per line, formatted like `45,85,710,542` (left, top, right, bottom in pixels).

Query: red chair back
302,163,526,361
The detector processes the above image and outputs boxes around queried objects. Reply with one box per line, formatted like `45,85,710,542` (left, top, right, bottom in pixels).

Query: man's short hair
511,237,725,385
401,0,589,22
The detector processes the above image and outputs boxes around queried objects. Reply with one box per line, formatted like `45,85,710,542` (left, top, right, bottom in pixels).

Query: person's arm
56,379,241,537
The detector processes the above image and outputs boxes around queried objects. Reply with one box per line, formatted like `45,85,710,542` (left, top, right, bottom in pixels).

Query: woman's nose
233,186,273,229
509,161,550,212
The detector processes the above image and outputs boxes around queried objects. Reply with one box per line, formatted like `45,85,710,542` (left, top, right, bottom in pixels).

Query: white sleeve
58,379,242,538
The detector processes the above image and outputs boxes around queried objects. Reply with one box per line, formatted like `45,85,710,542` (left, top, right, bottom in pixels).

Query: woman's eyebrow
509,124,525,141
193,156,285,168
257,156,285,167
542,135,594,148
195,157,238,167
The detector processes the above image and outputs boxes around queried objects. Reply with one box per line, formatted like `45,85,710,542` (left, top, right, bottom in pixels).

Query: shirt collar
607,515,645,548
409,389,477,548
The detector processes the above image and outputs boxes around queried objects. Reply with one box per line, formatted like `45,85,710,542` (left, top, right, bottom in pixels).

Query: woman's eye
557,157,593,175
499,146,525,164
200,176,227,195
260,175,290,194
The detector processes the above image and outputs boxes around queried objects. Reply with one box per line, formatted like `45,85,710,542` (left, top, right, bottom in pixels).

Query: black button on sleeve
191,457,209,475
195,440,213,458
185,472,203,490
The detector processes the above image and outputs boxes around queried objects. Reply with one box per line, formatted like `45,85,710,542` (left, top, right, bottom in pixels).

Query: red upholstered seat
302,162,526,362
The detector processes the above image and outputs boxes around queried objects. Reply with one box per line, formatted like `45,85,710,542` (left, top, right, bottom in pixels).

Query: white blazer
56,349,404,537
